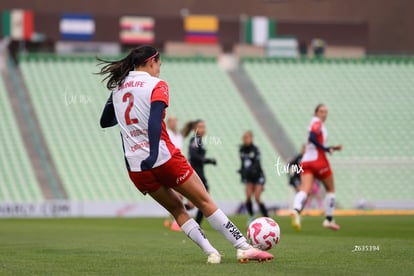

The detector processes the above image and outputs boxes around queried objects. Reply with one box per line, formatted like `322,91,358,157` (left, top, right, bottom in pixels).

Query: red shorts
301,158,332,180
128,150,194,195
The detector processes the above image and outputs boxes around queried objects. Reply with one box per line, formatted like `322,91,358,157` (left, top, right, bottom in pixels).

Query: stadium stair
0,60,44,202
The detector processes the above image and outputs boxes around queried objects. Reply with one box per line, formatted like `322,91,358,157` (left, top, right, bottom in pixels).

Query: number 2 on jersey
123,92,138,125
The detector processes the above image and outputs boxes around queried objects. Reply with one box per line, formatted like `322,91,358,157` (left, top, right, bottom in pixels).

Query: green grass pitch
0,216,413,275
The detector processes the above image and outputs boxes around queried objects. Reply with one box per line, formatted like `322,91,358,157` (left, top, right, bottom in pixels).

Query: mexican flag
244,16,276,47
2,9,34,40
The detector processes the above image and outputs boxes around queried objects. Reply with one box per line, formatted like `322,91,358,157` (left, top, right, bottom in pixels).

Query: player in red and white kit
291,104,342,231
97,46,273,264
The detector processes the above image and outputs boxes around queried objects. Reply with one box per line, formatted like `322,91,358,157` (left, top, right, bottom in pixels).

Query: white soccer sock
181,218,218,255
324,193,336,217
207,209,249,250
293,190,307,213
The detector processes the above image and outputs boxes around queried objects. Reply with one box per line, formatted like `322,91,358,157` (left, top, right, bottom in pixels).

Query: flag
120,16,154,45
244,16,276,46
184,15,218,44
2,9,34,40
60,13,95,41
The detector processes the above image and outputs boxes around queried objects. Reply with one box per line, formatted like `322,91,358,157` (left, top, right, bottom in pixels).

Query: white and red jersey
112,71,176,172
302,116,328,162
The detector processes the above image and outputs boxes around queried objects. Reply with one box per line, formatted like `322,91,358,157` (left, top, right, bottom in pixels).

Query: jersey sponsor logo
130,141,149,152
176,169,190,184
129,128,148,138
119,80,146,90
224,221,243,240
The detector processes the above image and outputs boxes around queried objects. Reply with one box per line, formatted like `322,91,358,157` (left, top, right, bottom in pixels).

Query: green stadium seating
160,58,284,203
19,56,285,204
0,73,43,202
17,54,414,208
243,58,414,208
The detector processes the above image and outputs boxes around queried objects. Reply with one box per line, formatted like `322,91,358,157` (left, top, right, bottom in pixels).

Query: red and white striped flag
119,16,154,45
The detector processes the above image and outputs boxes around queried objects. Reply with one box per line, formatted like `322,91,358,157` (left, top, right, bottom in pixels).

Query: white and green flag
244,16,276,46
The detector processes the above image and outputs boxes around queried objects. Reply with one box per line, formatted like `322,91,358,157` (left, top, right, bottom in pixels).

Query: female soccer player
182,120,216,225
98,46,273,264
291,104,342,231
238,131,268,224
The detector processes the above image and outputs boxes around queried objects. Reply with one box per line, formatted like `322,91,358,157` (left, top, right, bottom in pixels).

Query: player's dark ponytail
97,45,160,90
181,119,203,138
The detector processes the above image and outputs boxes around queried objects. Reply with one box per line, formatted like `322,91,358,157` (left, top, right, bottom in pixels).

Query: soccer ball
247,217,280,250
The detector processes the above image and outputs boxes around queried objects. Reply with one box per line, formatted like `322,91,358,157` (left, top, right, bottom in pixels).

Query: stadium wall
1,0,413,53
0,201,252,218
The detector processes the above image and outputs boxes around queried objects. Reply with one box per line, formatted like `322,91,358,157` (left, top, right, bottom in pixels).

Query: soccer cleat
323,219,340,231
291,210,301,231
236,246,274,263
207,252,221,264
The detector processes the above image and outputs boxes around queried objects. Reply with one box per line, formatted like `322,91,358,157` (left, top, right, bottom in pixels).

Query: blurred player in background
98,46,273,263
182,120,217,226
305,180,323,210
238,131,268,224
288,145,306,192
164,116,192,231
291,104,342,231
288,145,323,211
167,116,183,150
287,145,304,211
